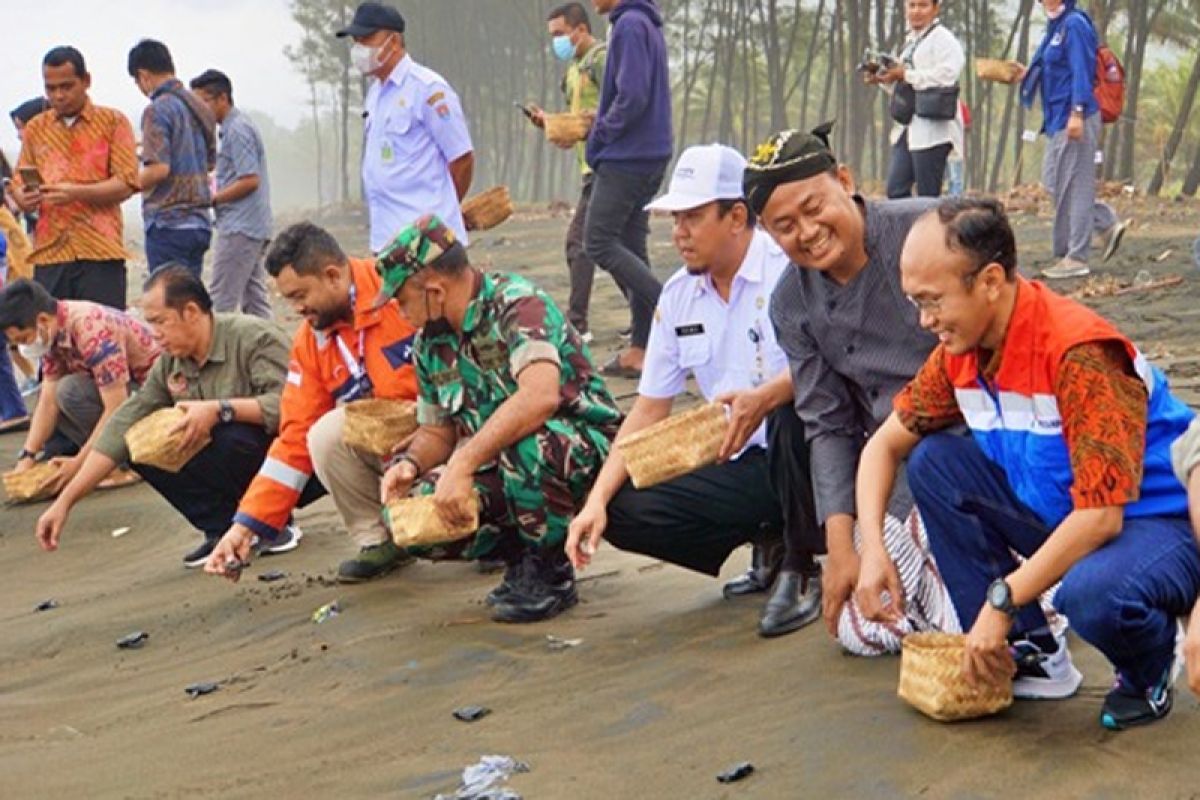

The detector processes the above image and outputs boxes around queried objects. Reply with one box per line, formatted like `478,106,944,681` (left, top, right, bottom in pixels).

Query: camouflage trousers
406,419,614,561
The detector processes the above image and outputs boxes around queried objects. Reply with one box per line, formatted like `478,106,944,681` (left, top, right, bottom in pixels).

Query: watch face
988,580,1008,608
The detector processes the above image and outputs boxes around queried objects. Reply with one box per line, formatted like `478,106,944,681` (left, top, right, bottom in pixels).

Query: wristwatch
1072,104,1086,115
16,448,35,461
218,400,235,425
986,578,1018,616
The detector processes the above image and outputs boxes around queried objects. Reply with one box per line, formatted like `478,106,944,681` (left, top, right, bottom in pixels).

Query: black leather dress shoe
722,539,784,599
758,567,822,638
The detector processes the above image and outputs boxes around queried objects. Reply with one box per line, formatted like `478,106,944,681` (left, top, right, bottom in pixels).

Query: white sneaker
1011,638,1084,699
1101,219,1129,262
1041,257,1090,280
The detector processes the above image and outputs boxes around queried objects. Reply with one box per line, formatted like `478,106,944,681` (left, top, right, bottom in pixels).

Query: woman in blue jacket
1018,0,1124,279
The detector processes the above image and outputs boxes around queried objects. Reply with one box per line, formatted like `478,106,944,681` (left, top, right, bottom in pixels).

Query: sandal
97,467,143,491
600,353,642,380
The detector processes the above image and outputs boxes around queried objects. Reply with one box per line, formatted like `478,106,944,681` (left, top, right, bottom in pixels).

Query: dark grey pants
583,163,665,349
605,407,821,576
566,175,630,335
886,131,952,199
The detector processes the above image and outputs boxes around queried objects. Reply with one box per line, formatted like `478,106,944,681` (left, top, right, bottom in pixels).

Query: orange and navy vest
943,278,1192,527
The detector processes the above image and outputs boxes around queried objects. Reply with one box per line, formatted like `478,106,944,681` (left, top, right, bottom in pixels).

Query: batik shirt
415,271,621,445
41,300,160,388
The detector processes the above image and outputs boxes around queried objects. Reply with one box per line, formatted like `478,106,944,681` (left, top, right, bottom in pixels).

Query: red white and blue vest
944,278,1193,527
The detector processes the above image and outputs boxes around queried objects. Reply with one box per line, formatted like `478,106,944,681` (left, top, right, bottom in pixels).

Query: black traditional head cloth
743,121,838,216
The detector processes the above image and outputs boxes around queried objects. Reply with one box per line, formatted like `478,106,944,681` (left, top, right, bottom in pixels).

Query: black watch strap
17,448,36,461
218,400,235,424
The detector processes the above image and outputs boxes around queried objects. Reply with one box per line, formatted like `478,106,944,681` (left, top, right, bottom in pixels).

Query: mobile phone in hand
18,167,43,191
513,102,535,121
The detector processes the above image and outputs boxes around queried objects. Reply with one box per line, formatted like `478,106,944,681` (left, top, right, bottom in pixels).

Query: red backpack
1094,43,1125,123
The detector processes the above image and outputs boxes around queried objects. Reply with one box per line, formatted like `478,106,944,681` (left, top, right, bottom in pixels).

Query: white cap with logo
644,144,748,213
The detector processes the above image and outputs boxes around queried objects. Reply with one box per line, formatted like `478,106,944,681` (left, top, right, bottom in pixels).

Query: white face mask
18,326,51,360
351,37,394,75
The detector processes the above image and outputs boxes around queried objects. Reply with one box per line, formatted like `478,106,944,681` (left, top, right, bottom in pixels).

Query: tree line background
265,0,1200,210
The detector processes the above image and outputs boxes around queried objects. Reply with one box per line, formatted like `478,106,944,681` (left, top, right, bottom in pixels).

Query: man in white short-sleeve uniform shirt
337,2,475,250
567,144,824,638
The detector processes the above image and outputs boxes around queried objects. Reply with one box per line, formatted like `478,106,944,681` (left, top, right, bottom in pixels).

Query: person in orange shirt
204,222,421,582
11,47,138,310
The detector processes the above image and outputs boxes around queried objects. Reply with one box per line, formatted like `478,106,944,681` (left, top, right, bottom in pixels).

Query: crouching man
34,266,307,566
857,198,1200,731
205,223,419,582
214,215,621,623
567,144,823,637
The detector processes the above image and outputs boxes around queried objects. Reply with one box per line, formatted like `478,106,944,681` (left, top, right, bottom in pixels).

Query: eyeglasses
906,294,944,315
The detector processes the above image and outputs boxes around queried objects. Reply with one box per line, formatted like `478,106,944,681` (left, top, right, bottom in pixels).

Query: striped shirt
15,100,139,266
769,197,938,523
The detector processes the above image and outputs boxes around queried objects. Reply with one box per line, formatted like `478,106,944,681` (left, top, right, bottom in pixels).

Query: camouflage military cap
373,214,465,307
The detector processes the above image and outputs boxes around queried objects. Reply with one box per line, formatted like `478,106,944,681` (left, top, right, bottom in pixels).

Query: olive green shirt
564,41,607,177
94,314,291,464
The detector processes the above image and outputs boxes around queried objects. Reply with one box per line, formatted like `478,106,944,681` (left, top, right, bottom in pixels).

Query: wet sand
2,192,1200,798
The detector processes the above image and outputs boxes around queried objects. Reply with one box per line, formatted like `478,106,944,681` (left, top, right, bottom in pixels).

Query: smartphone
513,102,535,121
18,166,43,191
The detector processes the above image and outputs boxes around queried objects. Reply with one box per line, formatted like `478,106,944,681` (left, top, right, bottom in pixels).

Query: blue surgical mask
552,35,575,62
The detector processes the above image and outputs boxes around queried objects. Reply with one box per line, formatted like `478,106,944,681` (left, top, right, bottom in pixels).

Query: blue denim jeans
909,432,1200,691
144,225,212,277
0,346,26,421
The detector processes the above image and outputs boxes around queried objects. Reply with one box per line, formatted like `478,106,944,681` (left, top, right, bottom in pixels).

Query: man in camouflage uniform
377,214,621,623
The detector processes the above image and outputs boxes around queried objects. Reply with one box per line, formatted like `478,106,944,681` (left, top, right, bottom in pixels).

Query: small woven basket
544,112,592,147
385,493,480,547
461,185,513,231
898,633,1014,721
124,407,210,474
976,58,1022,84
342,398,419,459
617,403,729,489
3,461,62,504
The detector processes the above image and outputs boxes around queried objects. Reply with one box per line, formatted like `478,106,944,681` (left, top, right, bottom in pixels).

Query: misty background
4,0,1200,227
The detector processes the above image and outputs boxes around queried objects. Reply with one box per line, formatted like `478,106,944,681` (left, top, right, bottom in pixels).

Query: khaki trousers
307,406,387,547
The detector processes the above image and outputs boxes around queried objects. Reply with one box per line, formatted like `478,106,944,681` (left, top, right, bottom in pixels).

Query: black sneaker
491,550,578,623
336,540,412,583
1100,663,1175,731
183,538,218,569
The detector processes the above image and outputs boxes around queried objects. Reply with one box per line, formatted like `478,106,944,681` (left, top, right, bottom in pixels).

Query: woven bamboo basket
385,493,480,547
461,185,513,231
3,461,62,503
124,407,210,474
898,633,1014,721
342,398,419,459
976,58,1022,84
617,402,729,489
544,112,592,147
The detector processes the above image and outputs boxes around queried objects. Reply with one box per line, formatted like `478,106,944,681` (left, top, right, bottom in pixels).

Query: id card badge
1022,129,1038,143
1094,150,1104,165
381,143,395,164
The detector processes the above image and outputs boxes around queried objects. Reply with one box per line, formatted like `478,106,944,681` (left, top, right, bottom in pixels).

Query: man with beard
567,144,823,637
743,124,959,654
204,222,420,583
320,214,620,623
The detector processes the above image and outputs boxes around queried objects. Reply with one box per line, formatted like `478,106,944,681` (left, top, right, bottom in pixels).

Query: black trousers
133,422,325,541
886,130,952,199
605,407,821,576
34,259,127,310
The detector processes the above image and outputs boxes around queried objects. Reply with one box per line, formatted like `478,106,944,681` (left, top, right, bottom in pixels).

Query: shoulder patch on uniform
426,91,445,106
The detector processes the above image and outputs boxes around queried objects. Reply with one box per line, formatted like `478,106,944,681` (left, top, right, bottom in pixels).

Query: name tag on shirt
675,323,705,337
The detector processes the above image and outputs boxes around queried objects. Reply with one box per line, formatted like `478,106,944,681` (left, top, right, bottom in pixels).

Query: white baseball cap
645,144,748,212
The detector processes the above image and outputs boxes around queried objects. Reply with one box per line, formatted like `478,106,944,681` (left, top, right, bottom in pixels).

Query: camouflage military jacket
414,271,622,443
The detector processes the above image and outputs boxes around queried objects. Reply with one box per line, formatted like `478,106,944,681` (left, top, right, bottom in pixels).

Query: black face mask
422,291,454,337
